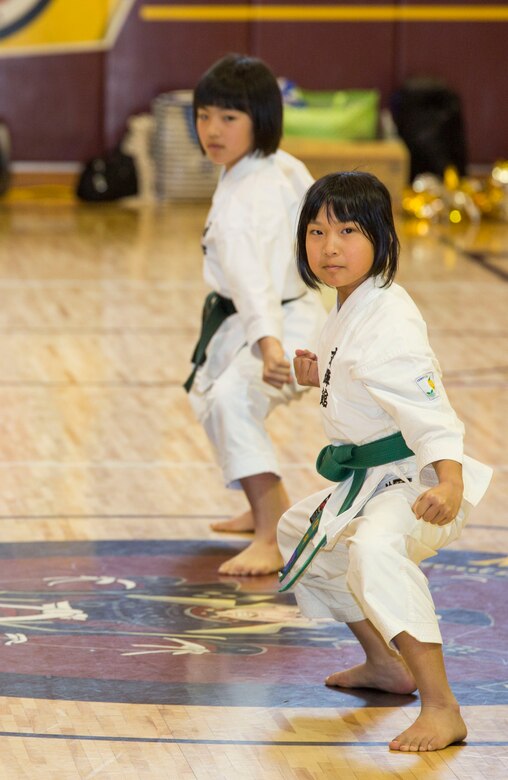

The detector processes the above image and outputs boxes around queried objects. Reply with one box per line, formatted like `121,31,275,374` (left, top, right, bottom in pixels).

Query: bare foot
210,510,254,533
389,703,467,751
218,539,283,576
325,658,417,695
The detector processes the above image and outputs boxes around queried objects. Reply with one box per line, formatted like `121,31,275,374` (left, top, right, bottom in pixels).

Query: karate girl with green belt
278,171,492,752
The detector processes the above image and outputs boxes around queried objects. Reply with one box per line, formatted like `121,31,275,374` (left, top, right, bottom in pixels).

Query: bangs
309,191,371,243
194,79,249,115
322,193,365,229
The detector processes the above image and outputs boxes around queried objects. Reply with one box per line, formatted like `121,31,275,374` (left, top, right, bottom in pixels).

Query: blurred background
0,0,506,195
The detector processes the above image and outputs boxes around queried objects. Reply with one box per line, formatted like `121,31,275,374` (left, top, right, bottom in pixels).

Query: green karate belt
183,290,303,392
183,292,237,393
278,431,414,591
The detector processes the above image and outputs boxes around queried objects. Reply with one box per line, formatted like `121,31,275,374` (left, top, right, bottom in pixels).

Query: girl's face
305,204,375,303
196,105,254,171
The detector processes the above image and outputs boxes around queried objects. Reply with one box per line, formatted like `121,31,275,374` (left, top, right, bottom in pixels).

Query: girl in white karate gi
185,54,326,576
278,172,492,752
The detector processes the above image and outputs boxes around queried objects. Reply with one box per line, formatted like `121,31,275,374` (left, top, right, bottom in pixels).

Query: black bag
391,78,467,181
76,147,138,202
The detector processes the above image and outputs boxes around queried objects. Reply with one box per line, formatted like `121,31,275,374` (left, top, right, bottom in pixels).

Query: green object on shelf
283,89,380,140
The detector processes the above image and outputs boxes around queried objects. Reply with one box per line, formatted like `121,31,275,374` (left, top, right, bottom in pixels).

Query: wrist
433,459,463,487
258,335,281,357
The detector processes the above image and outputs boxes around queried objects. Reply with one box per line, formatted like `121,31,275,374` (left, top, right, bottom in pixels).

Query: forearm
257,335,282,357
432,459,464,488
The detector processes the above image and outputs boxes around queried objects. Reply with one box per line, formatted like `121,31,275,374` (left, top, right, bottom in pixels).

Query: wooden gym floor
0,193,506,778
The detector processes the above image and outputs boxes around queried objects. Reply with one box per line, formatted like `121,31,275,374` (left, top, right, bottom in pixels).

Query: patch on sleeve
415,372,440,399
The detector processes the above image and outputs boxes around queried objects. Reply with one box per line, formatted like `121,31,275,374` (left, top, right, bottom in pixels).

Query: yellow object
402,162,508,224
0,0,133,54
140,4,508,23
444,166,460,191
1,184,76,205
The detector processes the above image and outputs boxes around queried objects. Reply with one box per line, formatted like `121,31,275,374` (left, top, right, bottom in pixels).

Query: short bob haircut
193,53,282,156
296,171,399,290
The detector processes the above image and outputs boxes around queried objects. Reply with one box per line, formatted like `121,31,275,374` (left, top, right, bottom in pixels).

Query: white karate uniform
189,150,326,488
277,276,492,646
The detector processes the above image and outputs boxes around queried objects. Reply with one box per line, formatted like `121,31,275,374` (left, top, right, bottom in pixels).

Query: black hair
296,171,400,290
193,53,282,156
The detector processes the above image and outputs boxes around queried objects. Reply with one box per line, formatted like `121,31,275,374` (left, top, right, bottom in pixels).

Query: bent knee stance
346,529,440,644
346,532,406,596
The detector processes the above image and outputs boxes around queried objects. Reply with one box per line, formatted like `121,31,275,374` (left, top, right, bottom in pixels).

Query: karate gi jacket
313,275,492,547
196,150,325,387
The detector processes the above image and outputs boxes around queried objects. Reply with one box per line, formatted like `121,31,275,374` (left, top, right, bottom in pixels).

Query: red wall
0,52,105,162
0,0,506,166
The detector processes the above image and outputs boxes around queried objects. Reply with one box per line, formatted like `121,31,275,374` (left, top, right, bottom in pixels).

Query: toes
218,560,241,575
389,710,465,752
218,545,283,576
389,733,420,752
218,559,269,576
325,673,347,688
389,740,411,752
219,565,248,576
390,732,431,752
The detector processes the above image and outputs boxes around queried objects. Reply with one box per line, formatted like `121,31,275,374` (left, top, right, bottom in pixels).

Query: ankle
419,695,460,711
366,651,405,670
254,534,279,546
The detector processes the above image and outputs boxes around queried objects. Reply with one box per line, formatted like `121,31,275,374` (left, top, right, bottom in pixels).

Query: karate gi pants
277,475,470,647
189,345,299,489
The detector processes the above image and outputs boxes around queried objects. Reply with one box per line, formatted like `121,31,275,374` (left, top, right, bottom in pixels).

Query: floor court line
0,513,232,520
0,381,183,387
1,731,507,747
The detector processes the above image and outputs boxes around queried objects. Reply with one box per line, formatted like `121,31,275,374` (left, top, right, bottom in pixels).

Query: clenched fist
293,349,319,388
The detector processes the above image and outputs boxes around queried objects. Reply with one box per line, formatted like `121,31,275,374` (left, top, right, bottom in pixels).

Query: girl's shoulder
219,152,312,223
352,281,429,343
368,281,424,320
320,280,427,350
342,282,434,376
233,150,312,191
212,169,280,231
272,149,314,185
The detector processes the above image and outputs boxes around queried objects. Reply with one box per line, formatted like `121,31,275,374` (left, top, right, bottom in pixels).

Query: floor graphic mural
0,540,506,707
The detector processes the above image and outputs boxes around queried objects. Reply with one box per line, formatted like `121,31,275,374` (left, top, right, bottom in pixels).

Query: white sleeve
351,346,464,476
215,194,285,347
